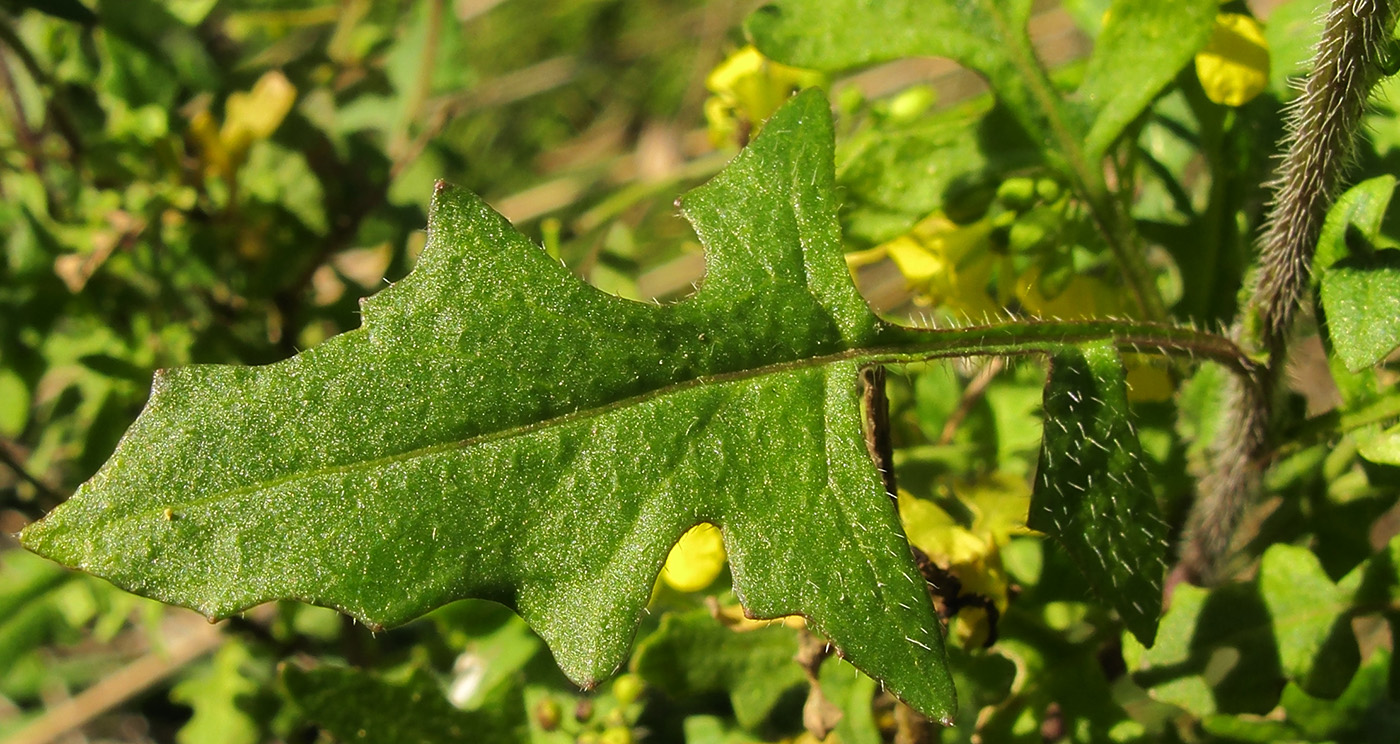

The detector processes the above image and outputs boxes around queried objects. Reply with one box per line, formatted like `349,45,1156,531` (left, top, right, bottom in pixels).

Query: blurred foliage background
0,0,760,740
9,0,1400,743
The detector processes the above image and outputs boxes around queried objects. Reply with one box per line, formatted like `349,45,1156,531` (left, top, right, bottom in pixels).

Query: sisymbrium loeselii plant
7,0,1400,741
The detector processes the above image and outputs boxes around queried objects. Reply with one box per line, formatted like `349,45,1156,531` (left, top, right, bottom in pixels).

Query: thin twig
0,45,57,212
7,614,225,744
0,443,62,512
937,358,1005,446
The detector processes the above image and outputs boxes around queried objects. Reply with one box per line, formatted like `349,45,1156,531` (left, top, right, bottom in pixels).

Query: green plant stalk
1275,394,1400,460
1181,0,1400,584
982,3,1167,322
569,319,1256,402
876,319,1251,377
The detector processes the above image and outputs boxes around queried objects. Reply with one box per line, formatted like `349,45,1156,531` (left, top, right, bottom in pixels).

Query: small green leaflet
1029,342,1166,645
1315,176,1400,371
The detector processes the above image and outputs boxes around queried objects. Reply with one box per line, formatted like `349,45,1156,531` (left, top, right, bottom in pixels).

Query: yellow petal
704,96,739,147
661,523,726,592
898,490,989,567
1195,13,1270,107
221,70,297,156
886,235,948,286
1124,355,1175,402
703,46,825,144
189,108,231,179
1016,270,1125,320
706,47,769,96
843,244,889,270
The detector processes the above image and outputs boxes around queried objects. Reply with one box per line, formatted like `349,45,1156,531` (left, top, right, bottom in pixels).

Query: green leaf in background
1313,175,1395,280
1321,246,1400,372
681,714,756,744
1127,537,1400,720
1126,583,1282,716
1358,423,1400,466
429,601,544,710
20,91,957,721
283,665,521,744
2,0,96,25
746,0,1052,146
816,657,881,744
1263,0,1328,97
1271,650,1400,742
836,98,1041,246
1310,178,1400,375
0,366,29,437
1256,544,1359,699
169,643,263,744
0,551,73,686
631,609,806,730
1028,342,1166,645
1073,0,1216,161
746,0,1215,161
1314,175,1400,374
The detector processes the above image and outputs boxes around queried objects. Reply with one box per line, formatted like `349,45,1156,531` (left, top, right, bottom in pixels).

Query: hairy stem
1250,0,1399,344
1180,0,1400,584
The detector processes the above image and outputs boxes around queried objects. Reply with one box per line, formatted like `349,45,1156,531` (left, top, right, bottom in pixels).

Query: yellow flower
898,476,1032,646
660,523,726,592
1014,268,1126,321
1123,354,1175,403
846,212,999,319
1195,13,1270,107
704,46,825,147
192,70,298,180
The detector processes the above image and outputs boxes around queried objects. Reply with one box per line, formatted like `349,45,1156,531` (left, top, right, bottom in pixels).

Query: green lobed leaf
631,609,807,730
1127,583,1283,716
20,90,957,721
1256,544,1359,699
19,85,1249,723
283,664,521,744
1028,342,1166,645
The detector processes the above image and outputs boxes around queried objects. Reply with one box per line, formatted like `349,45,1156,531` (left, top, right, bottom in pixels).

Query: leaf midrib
116,318,1250,522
